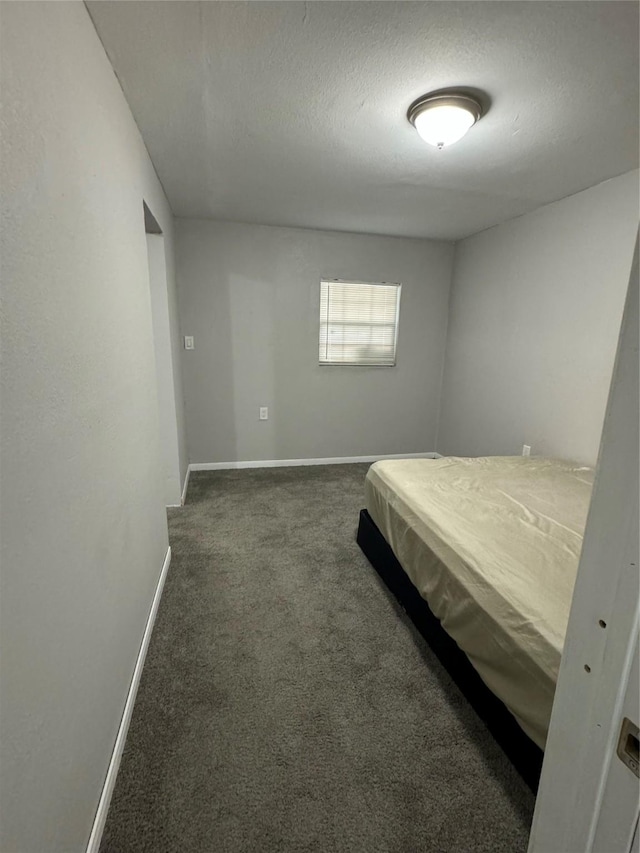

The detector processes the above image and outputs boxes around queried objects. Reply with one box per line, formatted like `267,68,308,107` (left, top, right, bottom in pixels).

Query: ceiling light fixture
407,92,483,149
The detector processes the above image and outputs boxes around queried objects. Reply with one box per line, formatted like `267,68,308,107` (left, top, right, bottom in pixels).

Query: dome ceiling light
407,92,484,149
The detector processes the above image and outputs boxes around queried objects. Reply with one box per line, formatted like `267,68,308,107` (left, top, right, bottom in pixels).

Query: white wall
438,172,639,466
175,220,454,463
0,4,184,851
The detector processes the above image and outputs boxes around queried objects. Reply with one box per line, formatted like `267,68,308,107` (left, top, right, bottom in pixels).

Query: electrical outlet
522,444,531,457
184,336,195,350
259,407,268,421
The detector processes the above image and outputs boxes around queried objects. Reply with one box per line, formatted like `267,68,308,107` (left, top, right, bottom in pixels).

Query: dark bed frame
356,508,543,792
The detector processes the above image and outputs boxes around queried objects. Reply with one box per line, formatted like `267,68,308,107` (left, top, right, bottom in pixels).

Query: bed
357,455,594,789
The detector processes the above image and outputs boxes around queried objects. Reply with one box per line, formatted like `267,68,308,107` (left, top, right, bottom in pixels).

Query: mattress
364,455,594,749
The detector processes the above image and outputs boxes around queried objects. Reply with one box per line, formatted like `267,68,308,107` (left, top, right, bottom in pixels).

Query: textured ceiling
87,1,639,240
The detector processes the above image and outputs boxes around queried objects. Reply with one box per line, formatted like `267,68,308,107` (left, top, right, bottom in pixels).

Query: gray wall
0,3,185,851
438,172,639,466
175,220,454,463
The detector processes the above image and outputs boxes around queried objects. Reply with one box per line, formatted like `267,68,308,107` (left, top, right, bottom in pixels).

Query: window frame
318,278,402,368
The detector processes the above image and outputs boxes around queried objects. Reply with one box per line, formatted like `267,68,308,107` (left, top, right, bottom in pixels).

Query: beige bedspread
364,455,594,749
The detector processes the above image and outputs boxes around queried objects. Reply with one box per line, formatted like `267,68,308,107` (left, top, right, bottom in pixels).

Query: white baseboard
180,466,191,505
189,451,440,472
86,546,172,853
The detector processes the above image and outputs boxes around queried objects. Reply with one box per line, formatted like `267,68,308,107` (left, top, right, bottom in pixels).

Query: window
319,280,401,366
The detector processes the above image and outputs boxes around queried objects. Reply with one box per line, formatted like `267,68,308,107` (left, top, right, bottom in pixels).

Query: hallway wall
0,4,184,850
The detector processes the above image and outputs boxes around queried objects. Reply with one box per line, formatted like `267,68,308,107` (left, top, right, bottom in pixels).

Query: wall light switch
259,407,269,420
184,336,195,350
522,444,531,457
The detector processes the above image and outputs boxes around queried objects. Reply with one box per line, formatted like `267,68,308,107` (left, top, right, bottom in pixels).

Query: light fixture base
407,92,483,127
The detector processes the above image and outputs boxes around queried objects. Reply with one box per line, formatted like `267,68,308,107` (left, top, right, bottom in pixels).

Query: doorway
144,202,182,507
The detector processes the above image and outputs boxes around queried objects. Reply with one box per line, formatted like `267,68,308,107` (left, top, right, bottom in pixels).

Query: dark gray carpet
100,464,534,853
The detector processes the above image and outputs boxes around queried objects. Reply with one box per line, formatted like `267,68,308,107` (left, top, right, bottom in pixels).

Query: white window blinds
319,280,401,366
